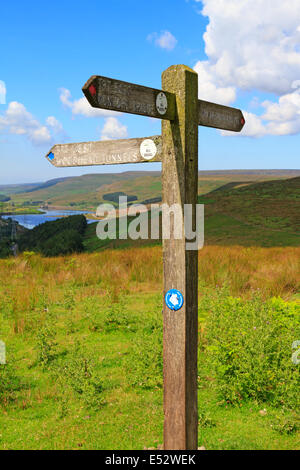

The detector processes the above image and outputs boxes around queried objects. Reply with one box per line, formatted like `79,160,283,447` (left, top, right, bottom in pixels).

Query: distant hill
0,183,43,195
6,169,300,211
22,177,73,193
83,175,300,250
0,174,298,256
200,176,300,247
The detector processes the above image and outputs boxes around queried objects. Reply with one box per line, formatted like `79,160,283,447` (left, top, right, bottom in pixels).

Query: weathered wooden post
162,65,198,450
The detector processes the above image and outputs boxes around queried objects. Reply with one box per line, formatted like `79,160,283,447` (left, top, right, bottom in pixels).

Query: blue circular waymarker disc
47,152,54,161
165,289,184,311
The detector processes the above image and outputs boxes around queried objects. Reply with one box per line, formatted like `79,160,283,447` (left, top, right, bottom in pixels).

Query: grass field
0,246,299,450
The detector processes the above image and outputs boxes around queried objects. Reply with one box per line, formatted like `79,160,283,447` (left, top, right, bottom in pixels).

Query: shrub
0,358,23,405
0,239,12,258
36,323,58,367
200,289,300,409
54,344,104,409
271,412,299,434
102,300,138,333
126,310,163,389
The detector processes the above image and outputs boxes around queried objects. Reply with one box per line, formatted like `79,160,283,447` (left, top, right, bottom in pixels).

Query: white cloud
147,31,178,51
262,91,300,122
221,111,267,138
30,126,51,144
221,89,300,137
60,88,120,118
0,80,6,104
194,60,236,105
100,117,128,141
0,101,64,145
193,0,300,136
46,116,64,134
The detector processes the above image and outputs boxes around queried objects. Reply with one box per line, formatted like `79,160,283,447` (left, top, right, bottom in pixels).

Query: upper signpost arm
82,75,176,121
198,99,245,132
82,74,245,132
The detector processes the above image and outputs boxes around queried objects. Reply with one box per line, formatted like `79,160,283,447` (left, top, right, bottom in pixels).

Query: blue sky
0,0,300,184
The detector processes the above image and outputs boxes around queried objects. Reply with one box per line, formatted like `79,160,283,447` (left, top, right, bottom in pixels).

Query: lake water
2,210,95,229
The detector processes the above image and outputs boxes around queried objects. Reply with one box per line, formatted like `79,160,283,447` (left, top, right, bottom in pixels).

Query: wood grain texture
82,75,176,121
162,65,198,450
198,99,245,132
46,136,162,167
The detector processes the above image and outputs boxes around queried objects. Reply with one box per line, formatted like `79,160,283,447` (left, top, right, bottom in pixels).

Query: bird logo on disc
165,289,184,311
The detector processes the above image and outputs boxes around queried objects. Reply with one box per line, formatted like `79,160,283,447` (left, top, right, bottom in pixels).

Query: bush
102,301,138,333
54,344,104,409
200,289,300,409
36,323,58,367
0,239,12,258
126,310,163,389
0,359,23,405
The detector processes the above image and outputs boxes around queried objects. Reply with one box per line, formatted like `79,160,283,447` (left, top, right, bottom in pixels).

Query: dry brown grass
0,246,299,318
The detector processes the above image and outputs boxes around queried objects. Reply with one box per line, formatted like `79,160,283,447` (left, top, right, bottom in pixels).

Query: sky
0,0,300,184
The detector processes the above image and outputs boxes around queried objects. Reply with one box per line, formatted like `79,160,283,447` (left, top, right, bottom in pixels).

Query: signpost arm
162,65,198,450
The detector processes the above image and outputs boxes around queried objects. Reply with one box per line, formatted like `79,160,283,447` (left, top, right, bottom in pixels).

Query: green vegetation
201,290,299,409
0,172,299,449
76,176,296,252
0,174,298,260
0,248,299,449
200,176,300,247
0,239,12,258
18,215,87,257
103,192,138,204
0,218,28,258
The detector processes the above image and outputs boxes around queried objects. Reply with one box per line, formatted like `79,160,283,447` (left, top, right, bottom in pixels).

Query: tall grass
0,245,298,336
0,246,298,304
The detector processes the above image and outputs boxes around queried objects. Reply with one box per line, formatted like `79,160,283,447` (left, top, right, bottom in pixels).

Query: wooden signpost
46,64,245,450
46,136,162,167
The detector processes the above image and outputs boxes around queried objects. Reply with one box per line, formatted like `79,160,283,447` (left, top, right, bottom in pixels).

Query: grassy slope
83,176,300,251
0,247,299,450
202,176,300,247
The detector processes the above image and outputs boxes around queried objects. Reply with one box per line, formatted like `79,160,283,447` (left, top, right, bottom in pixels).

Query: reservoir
2,210,95,229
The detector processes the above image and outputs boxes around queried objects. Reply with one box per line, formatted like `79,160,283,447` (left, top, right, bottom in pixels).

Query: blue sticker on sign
165,289,184,311
47,152,54,161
